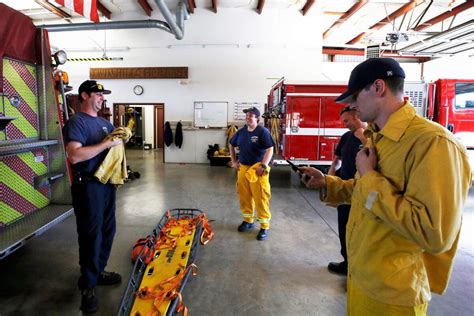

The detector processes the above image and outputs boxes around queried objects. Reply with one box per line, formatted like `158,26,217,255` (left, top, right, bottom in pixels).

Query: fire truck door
319,97,346,161
285,95,322,160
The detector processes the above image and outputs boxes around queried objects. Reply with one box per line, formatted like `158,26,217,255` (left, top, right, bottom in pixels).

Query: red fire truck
0,4,73,259
265,78,474,170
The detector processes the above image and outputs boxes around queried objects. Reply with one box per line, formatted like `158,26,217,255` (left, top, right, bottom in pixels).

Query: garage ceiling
3,0,474,58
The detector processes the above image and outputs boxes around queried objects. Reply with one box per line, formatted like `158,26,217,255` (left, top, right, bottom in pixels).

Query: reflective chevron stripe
0,201,23,224
0,161,49,208
2,58,39,139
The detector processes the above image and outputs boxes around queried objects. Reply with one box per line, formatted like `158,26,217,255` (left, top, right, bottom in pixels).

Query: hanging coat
164,121,173,147
175,121,183,148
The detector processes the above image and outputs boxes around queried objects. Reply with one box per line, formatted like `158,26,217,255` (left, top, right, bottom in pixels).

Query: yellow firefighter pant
347,279,428,316
236,164,271,229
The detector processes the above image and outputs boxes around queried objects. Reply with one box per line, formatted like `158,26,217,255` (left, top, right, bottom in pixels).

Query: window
455,82,474,109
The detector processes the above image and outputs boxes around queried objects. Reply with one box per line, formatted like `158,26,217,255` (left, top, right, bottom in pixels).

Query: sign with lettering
90,67,188,79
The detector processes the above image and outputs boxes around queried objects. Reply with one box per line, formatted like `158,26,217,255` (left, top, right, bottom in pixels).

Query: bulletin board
234,102,259,121
194,101,228,127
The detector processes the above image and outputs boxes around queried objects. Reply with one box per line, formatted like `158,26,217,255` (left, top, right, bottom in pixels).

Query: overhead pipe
154,0,188,40
43,19,172,34
42,0,190,40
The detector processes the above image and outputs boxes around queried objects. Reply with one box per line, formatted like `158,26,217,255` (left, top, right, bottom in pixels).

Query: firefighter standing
63,80,123,313
300,58,472,315
326,105,367,275
229,107,274,240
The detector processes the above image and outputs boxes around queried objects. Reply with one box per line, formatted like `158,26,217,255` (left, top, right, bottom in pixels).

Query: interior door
154,105,164,148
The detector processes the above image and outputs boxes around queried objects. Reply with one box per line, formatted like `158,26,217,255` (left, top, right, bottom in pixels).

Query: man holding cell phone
299,58,471,315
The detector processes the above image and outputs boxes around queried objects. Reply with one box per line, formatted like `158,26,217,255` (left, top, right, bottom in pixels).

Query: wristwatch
260,163,267,170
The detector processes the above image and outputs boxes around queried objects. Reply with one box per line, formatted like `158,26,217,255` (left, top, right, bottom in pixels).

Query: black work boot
97,271,122,285
237,221,254,232
81,288,98,314
328,261,348,275
256,229,269,240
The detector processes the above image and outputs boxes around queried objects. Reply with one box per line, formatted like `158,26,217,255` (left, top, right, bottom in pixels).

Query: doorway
154,105,164,149
113,103,165,150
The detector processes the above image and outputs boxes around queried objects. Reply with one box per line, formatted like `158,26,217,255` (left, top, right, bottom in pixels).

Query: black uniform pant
337,204,351,263
72,179,116,290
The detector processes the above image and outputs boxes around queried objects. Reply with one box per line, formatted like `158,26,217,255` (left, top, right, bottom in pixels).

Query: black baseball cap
335,58,405,104
243,106,260,117
78,80,111,95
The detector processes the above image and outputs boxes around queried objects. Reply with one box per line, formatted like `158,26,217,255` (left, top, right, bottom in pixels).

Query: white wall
424,56,474,81
48,8,472,162
51,8,324,124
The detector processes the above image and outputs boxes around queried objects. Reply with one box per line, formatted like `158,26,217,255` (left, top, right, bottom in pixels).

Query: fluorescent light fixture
64,47,130,52
202,44,240,48
167,44,239,49
401,20,474,55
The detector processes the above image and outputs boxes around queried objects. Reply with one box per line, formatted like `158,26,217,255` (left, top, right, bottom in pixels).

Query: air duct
154,0,187,40
41,0,189,40
43,19,172,34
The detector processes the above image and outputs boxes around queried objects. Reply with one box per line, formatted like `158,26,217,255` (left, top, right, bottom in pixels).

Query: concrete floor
0,149,473,316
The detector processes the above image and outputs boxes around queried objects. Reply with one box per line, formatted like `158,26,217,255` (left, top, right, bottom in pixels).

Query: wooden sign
90,67,188,79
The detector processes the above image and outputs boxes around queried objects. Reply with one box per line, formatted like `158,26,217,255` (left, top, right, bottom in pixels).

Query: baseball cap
243,106,260,117
78,80,111,95
335,58,405,104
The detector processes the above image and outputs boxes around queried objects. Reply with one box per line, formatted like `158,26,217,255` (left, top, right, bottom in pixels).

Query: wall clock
133,85,144,95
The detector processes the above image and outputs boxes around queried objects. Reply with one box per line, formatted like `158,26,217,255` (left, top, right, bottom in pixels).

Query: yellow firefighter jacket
94,127,132,186
323,102,472,306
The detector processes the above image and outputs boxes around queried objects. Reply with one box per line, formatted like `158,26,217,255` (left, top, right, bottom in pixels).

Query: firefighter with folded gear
300,58,472,315
229,107,274,240
63,80,123,314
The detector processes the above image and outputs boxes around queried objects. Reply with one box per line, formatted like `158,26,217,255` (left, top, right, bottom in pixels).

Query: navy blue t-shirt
334,131,362,180
63,112,114,175
230,125,274,165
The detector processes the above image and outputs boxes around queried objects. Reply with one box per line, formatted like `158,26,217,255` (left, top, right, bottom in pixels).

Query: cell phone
286,160,300,172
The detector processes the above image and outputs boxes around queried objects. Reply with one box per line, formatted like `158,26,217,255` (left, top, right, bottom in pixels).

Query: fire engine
265,77,474,170
0,4,73,259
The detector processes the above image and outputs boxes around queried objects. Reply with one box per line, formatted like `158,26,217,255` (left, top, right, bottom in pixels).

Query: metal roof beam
137,0,153,17
187,0,196,14
413,1,474,32
211,0,217,13
301,0,315,16
323,0,368,40
257,0,265,15
34,0,71,20
97,0,111,19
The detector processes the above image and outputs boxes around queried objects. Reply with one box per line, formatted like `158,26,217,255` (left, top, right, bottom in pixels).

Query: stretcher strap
137,263,199,316
197,215,214,245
